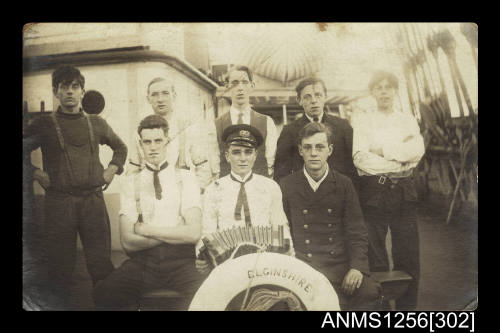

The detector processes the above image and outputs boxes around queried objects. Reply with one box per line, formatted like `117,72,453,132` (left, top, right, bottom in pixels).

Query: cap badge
240,130,250,137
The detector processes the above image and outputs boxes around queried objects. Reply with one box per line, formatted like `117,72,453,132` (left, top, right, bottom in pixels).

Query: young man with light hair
351,70,425,310
127,77,218,191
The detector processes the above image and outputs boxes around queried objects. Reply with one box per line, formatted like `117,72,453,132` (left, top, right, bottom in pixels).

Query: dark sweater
23,109,127,192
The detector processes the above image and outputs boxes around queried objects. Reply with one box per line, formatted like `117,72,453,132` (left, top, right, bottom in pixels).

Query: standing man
93,115,205,310
274,77,357,184
23,65,128,309
279,122,380,311
351,71,425,310
127,77,217,191
213,66,278,178
196,124,293,273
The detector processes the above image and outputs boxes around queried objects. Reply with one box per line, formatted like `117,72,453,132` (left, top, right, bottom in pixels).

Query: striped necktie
237,111,244,124
145,160,169,200
230,173,253,227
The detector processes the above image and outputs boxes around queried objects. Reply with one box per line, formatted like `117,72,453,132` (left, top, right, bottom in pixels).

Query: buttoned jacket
279,169,369,275
274,113,357,183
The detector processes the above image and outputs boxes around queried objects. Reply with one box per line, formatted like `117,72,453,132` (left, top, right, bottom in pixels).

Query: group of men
24,64,424,311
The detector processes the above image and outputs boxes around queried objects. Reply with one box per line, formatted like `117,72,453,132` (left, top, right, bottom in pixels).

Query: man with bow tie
196,124,294,274
274,77,357,185
93,115,205,310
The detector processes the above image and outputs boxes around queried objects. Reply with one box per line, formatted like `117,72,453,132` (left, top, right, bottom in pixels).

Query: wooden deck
22,198,477,311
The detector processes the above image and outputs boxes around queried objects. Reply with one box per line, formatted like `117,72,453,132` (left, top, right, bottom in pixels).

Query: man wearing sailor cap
196,124,294,273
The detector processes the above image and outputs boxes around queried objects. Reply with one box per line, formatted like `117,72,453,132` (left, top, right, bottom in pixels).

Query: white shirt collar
303,164,329,192
304,112,324,124
145,156,170,171
230,104,252,122
304,111,325,123
230,170,253,183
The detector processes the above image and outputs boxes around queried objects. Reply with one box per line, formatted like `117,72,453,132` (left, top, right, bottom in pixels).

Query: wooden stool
371,271,413,310
137,289,188,311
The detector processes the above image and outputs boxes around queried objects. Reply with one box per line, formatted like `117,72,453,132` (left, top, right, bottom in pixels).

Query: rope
229,243,303,311
239,247,265,311
243,288,303,311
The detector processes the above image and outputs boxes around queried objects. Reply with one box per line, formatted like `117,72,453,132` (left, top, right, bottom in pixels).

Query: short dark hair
52,65,85,90
138,114,169,137
368,70,399,91
147,77,175,95
298,122,332,146
225,65,253,84
295,77,327,99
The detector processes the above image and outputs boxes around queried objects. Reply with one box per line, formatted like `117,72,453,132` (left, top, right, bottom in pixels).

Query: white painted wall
23,61,215,250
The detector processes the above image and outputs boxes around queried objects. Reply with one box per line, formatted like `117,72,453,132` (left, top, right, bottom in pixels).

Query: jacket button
303,209,308,214
307,253,312,258
305,239,310,244
329,237,333,242
330,251,335,255
303,224,309,229
390,185,395,189
328,208,332,214
328,223,332,227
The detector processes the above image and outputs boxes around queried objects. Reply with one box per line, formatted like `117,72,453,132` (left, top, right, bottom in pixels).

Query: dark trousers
318,262,381,311
360,179,420,311
43,190,114,309
93,245,206,311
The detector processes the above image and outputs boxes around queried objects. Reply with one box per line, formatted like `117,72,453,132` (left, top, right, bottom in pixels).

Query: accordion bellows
198,225,291,268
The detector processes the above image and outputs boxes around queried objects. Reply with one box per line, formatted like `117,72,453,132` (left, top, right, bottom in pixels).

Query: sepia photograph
22,22,478,312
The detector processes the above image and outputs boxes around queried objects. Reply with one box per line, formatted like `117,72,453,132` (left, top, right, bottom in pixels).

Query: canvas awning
236,26,325,85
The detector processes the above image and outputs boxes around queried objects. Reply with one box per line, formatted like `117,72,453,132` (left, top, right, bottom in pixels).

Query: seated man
279,122,380,311
126,77,218,192
93,115,205,311
196,124,293,273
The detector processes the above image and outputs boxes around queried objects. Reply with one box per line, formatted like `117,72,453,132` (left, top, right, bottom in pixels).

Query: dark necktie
313,116,319,123
230,173,253,227
145,160,169,200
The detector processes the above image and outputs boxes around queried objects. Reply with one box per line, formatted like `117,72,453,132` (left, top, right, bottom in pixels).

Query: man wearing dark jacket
23,65,128,309
274,77,357,184
279,122,380,310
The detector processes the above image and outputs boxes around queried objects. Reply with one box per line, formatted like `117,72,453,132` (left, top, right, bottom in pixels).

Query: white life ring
189,252,340,311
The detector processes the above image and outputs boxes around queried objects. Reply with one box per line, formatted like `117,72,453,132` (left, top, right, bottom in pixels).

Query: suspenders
134,172,144,222
50,112,96,187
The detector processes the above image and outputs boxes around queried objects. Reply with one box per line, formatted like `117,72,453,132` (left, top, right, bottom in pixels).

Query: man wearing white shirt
351,71,425,310
93,115,205,310
196,124,293,274
127,77,218,191
213,66,278,178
